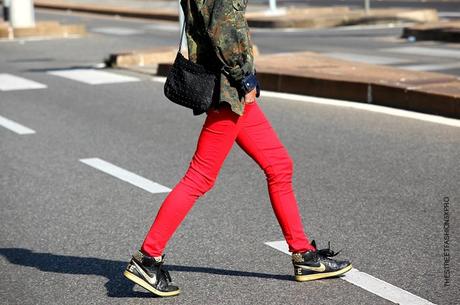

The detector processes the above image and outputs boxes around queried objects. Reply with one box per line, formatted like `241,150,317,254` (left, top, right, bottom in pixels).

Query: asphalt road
1,10,459,305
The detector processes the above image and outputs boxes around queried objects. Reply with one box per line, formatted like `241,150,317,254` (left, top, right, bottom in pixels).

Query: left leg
235,101,314,253
236,101,351,281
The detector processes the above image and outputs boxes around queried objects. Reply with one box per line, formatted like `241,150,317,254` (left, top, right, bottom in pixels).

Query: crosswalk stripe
47,69,140,85
265,240,436,305
0,115,36,134
382,47,460,59
79,158,171,193
0,73,47,91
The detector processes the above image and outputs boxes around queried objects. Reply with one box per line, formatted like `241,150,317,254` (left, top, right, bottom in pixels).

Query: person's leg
235,101,315,253
142,104,245,257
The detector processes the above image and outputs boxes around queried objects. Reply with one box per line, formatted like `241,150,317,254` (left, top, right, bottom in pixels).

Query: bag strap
178,18,186,53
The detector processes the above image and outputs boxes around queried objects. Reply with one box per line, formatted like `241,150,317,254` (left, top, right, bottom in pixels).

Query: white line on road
143,24,179,32
151,76,167,83
265,240,436,305
47,69,140,85
0,115,36,135
79,158,171,193
262,91,460,128
382,46,460,59
150,77,459,128
0,73,47,91
91,27,145,36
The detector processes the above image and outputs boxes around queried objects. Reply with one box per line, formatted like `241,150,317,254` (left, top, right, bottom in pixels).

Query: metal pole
178,0,186,52
3,0,11,22
364,0,370,13
269,0,277,12
10,0,35,28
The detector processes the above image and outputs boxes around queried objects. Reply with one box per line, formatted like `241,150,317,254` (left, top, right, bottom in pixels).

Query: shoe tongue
153,256,163,263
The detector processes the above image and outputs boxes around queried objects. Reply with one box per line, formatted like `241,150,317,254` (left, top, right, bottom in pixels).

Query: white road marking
143,24,179,32
323,52,409,65
150,77,459,127
151,76,167,83
79,158,171,193
398,62,460,72
265,240,436,305
47,69,140,85
262,91,460,128
382,46,460,59
91,27,144,36
0,73,47,91
333,23,406,31
0,115,36,135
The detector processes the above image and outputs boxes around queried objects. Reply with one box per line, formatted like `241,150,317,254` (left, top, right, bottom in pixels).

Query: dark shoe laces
155,258,172,283
312,240,342,258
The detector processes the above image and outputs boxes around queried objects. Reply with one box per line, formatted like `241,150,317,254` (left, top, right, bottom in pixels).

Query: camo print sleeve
200,0,254,74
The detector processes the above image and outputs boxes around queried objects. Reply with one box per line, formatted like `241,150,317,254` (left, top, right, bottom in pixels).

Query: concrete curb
402,21,460,42
34,0,178,21
248,52,459,119
109,49,459,119
32,0,438,28
247,8,438,28
105,45,260,69
0,20,86,39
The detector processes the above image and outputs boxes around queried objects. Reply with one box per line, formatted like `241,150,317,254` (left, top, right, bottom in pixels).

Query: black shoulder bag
163,19,218,114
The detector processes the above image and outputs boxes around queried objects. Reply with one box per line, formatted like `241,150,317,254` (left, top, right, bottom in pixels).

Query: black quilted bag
164,20,218,113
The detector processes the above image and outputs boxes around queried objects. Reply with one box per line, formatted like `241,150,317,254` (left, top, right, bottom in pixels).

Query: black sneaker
124,250,180,297
292,240,352,282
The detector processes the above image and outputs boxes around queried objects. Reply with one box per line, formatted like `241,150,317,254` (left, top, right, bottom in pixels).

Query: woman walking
123,0,352,297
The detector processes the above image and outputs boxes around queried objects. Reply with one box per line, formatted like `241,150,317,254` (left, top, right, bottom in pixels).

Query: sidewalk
106,48,459,119
0,19,85,39
32,0,439,28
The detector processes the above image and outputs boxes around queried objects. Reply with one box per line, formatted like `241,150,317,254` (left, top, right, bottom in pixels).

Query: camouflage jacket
180,0,255,116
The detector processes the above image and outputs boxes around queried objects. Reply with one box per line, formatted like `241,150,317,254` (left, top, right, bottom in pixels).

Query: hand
240,88,257,104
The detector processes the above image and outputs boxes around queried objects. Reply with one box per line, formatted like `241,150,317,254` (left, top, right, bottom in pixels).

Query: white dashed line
149,77,460,127
91,27,144,36
265,240,436,305
47,69,140,85
0,115,36,135
0,73,47,91
143,24,179,32
79,158,171,194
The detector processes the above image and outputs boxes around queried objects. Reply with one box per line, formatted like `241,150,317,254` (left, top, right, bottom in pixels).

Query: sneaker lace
156,261,172,283
315,241,342,258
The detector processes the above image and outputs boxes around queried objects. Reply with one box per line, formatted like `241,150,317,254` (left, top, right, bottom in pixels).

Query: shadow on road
0,248,293,298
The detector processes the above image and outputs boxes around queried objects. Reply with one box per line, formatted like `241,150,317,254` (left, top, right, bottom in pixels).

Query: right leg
141,104,244,257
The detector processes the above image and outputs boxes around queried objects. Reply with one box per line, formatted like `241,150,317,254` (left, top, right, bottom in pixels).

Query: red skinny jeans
142,101,314,257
